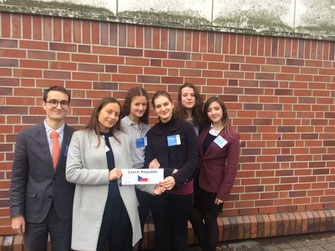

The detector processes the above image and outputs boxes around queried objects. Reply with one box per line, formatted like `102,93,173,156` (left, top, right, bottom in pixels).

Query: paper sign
121,169,164,185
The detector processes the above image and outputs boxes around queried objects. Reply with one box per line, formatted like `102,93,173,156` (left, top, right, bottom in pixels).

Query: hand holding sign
153,184,166,195
109,168,122,181
159,176,175,190
149,158,160,169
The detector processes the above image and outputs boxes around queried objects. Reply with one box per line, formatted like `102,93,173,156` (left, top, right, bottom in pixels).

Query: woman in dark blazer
190,97,240,251
144,91,198,251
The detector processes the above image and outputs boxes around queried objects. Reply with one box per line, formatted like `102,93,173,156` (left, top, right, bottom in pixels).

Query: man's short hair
43,86,71,104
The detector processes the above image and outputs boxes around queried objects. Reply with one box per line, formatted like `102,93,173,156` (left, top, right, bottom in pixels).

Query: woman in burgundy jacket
190,97,240,251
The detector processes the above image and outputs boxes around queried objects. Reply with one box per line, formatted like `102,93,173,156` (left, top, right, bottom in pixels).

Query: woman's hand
109,168,122,181
214,197,223,205
149,158,160,169
153,184,166,195
159,176,175,190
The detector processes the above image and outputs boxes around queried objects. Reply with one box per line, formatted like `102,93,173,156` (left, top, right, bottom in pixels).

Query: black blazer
144,118,198,187
10,122,75,223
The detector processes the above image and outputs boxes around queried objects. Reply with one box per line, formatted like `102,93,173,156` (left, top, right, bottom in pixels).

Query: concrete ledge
2,209,335,250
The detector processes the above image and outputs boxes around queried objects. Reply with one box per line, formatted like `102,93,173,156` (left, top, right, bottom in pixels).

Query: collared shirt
208,123,222,136
120,116,150,169
44,120,65,158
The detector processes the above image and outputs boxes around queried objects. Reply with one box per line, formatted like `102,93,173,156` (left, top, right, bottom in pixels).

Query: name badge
122,169,164,185
136,137,147,148
167,135,181,146
214,135,228,148
64,145,69,157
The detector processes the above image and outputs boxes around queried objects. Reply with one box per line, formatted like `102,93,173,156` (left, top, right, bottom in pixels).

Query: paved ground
189,231,335,251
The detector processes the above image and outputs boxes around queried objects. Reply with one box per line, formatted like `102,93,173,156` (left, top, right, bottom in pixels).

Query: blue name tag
167,135,181,146
136,137,147,148
214,135,228,148
64,145,69,157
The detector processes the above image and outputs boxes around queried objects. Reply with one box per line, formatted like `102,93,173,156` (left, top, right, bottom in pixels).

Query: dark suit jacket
197,127,240,201
10,122,75,223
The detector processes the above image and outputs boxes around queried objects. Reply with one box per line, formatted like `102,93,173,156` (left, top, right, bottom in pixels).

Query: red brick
32,16,42,40
50,42,77,52
28,50,55,60
50,62,76,71
162,59,185,68
73,72,98,81
179,69,200,77
138,75,160,83
93,82,118,90
22,15,32,39
168,52,190,60
144,50,167,58
82,20,91,44
78,45,91,53
78,63,104,72
0,48,25,58
112,74,137,82
73,19,81,43
144,67,166,76
126,57,149,66
73,54,98,63
53,17,62,41
14,69,42,78
19,40,47,50
119,48,143,57
0,106,27,114
44,70,70,79
63,19,72,42
20,59,48,69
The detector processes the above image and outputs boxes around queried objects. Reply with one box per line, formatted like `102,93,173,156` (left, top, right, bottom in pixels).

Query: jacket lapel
36,122,54,171
202,128,227,160
59,124,70,159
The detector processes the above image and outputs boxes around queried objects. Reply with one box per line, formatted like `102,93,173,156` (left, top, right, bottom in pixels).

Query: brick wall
0,12,334,236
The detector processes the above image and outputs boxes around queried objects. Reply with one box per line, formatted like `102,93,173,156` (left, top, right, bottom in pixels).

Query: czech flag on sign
138,175,148,182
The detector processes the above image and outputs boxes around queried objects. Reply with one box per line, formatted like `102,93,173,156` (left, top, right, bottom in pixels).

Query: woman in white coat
66,97,160,251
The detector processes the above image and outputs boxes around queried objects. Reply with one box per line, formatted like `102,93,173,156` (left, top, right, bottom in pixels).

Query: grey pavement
189,231,335,251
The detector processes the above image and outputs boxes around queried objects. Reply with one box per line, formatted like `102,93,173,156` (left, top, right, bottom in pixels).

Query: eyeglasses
45,99,69,108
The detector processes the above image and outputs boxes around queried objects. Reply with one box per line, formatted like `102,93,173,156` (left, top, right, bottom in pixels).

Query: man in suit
10,86,75,251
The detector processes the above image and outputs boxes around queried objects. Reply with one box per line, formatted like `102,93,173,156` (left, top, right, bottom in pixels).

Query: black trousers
96,193,133,251
135,188,153,251
23,203,71,251
152,193,193,251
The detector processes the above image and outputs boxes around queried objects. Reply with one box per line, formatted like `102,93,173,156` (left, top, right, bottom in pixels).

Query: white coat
66,129,154,251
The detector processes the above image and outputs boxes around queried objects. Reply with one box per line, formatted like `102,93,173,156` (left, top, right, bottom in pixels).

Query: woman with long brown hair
175,83,203,136
190,97,240,251
120,87,152,251
66,97,160,251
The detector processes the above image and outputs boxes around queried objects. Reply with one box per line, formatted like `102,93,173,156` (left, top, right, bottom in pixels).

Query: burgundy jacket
197,127,240,201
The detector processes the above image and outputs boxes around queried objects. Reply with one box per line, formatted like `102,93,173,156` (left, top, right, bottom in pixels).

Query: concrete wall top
1,0,335,41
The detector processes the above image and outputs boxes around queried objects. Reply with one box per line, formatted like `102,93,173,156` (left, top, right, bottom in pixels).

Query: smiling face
181,86,195,110
129,95,148,121
153,95,174,123
207,101,223,126
42,90,69,124
98,102,121,132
